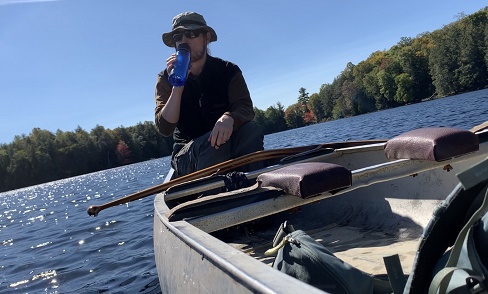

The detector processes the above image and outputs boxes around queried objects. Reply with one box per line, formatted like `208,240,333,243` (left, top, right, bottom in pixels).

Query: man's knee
233,121,264,156
238,121,264,144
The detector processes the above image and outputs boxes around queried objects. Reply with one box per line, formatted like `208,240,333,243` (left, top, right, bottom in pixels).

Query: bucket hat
162,12,217,47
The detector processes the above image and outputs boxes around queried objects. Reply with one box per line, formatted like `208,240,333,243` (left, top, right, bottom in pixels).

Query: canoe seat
384,127,479,162
257,162,352,199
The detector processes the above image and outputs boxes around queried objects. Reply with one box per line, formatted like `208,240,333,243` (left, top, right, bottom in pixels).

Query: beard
190,45,206,62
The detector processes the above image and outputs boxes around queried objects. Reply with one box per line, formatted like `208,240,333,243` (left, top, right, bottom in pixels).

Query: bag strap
383,254,407,294
429,267,487,294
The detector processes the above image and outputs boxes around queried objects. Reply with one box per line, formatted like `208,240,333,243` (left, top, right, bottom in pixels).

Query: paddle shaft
86,139,386,216
471,121,488,133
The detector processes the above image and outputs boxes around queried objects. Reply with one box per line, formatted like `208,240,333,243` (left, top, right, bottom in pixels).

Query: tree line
256,8,488,132
1,8,487,192
0,123,174,192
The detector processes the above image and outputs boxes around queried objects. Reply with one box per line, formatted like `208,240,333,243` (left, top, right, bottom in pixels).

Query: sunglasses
172,30,204,43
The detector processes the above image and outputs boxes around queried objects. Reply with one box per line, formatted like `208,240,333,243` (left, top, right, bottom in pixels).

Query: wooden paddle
471,120,488,133
87,139,386,216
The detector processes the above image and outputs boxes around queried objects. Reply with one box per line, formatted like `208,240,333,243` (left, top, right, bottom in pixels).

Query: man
155,12,264,177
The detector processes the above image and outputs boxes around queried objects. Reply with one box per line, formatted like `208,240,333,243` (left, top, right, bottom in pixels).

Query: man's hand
166,53,177,75
209,114,234,149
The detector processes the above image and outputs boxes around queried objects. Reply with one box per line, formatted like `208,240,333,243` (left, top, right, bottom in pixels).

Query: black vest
174,56,240,144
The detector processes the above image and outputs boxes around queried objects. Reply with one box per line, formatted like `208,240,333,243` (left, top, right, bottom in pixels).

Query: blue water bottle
168,43,191,87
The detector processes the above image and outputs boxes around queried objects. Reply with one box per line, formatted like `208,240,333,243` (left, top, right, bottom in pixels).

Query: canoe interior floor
226,223,419,276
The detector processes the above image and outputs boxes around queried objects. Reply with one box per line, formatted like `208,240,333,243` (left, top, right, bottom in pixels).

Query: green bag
266,221,392,294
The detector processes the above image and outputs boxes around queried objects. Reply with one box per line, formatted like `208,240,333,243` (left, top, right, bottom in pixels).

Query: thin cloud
0,0,61,6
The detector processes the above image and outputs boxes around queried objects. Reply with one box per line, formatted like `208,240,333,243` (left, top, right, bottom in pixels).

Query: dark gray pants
171,121,264,177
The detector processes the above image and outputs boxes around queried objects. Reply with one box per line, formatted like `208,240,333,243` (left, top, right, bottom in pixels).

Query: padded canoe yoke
258,127,479,198
384,127,479,161
257,162,352,199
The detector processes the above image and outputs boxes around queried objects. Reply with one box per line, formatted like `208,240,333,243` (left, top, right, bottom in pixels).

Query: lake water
1,89,488,293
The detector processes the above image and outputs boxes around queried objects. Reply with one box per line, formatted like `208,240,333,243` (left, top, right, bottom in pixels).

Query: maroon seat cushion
384,127,479,161
257,162,351,198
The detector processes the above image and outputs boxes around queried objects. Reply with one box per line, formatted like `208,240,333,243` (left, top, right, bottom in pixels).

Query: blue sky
0,0,486,144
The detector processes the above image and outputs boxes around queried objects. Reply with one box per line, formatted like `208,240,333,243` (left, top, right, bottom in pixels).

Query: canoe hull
154,128,488,293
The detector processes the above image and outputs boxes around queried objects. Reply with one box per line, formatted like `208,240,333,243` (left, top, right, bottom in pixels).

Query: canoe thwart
384,127,479,162
257,162,352,198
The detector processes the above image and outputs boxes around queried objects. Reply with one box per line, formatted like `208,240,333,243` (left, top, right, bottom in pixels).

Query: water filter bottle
168,43,191,87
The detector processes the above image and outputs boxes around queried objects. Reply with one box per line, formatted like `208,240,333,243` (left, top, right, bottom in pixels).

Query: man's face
173,30,210,63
